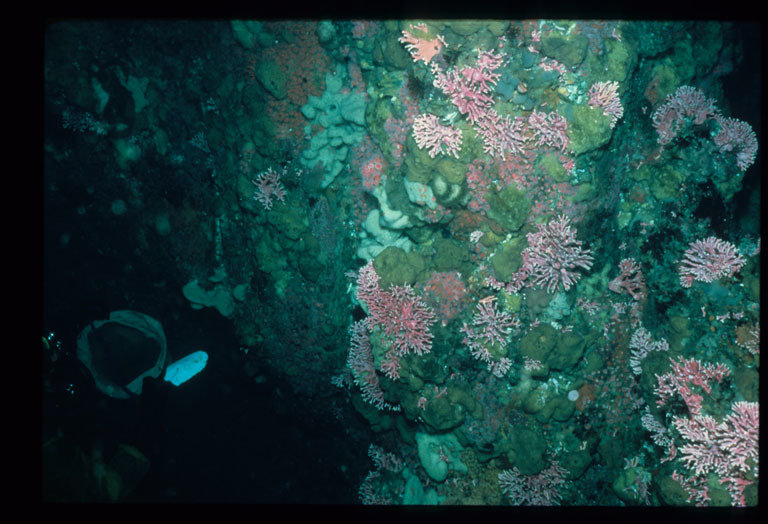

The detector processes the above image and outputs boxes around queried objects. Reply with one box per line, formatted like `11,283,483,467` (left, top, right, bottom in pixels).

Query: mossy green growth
566,103,614,155
349,389,396,433
445,20,486,36
448,384,482,419
660,471,741,506
535,152,569,183
367,97,396,159
455,121,484,163
519,323,558,363
254,60,287,100
374,24,412,70
601,38,635,83
712,168,746,203
374,246,425,288
505,426,547,475
490,236,527,281
502,291,523,314
430,173,465,207
408,353,448,384
597,437,624,470
656,474,694,506
629,164,653,182
706,483,740,507
253,233,285,275
692,22,724,77
561,448,592,479
540,31,589,68
266,193,308,241
415,432,468,482
582,349,603,374
432,238,469,273
732,367,759,402
487,185,530,232
650,164,686,201
743,272,760,302
403,132,438,185
421,394,465,431
522,385,549,414
667,314,692,351
547,331,587,371
612,467,652,505
666,37,696,86
647,63,683,103
436,157,467,185
567,182,597,204
637,348,673,395
403,470,444,504
298,248,324,283
535,395,575,423
486,20,510,36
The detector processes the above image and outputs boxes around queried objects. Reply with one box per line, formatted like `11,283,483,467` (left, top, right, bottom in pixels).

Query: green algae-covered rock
487,185,531,232
374,23,412,70
566,103,614,155
733,366,759,402
505,426,547,475
446,20,485,36
535,152,569,183
656,474,694,506
548,331,586,371
540,32,589,68
490,236,527,282
421,394,465,431
562,449,592,480
266,194,308,241
254,60,287,100
416,432,468,482
436,157,467,185
432,238,469,273
373,246,425,288
650,164,686,202
601,38,635,83
519,324,558,364
612,467,652,505
298,249,324,283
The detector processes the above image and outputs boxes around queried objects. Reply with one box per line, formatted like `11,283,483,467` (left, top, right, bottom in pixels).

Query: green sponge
415,432,468,482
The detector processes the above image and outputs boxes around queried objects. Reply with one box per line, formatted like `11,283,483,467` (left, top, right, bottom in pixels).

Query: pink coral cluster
474,111,528,158
647,355,759,506
628,326,669,375
355,262,436,380
421,45,570,161
398,23,446,65
252,167,287,210
588,80,624,128
650,85,757,172
412,113,462,158
608,258,646,301
654,356,730,416
523,215,594,293
527,109,569,153
418,271,469,326
498,460,569,506
671,400,759,506
713,114,759,171
431,49,504,124
460,298,517,377
346,320,400,412
677,236,745,288
651,85,719,147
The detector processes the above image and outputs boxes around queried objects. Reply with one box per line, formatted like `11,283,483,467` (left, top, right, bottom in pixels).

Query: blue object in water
163,351,208,386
